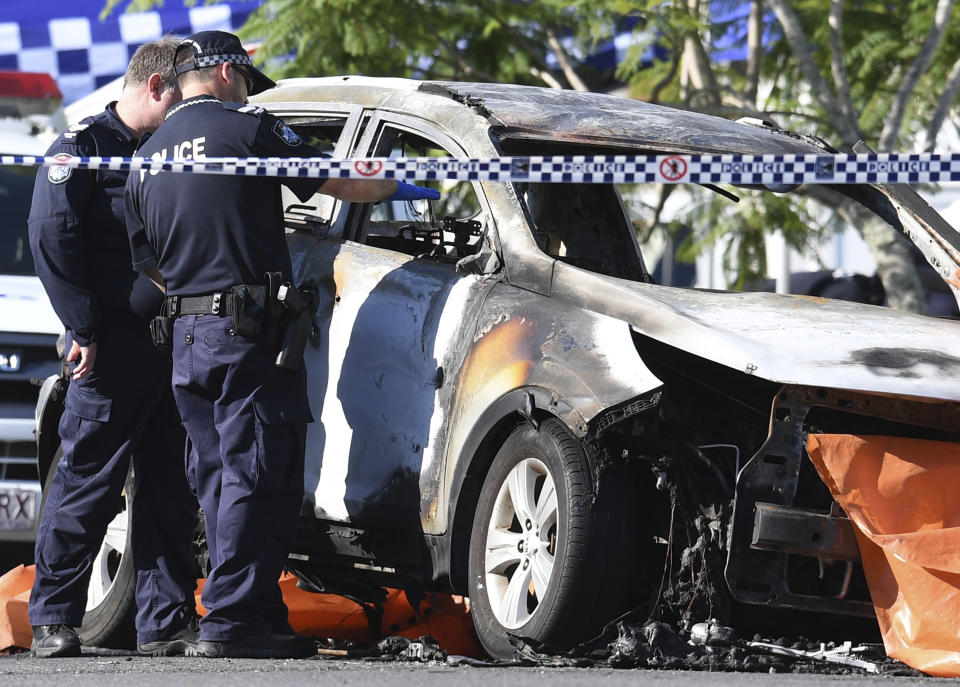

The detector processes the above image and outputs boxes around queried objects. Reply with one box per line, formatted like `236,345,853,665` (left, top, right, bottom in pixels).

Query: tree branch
925,56,960,151
744,0,764,106
827,0,859,126
545,29,589,91
530,67,564,89
766,0,860,146
651,52,682,104
681,0,720,107
878,0,955,150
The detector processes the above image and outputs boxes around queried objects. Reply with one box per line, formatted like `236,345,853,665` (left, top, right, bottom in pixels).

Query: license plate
0,484,39,530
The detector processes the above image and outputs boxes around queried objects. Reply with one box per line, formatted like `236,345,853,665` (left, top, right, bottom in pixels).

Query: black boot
188,631,316,659
137,614,200,657
31,624,81,658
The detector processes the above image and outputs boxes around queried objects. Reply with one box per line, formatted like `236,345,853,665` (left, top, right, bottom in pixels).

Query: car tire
40,447,136,648
467,418,641,658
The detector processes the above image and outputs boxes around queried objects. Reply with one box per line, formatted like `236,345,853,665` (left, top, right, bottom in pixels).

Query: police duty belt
4,152,960,185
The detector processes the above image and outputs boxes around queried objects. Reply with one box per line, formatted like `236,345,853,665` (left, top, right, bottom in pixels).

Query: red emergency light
0,71,62,117
0,72,61,99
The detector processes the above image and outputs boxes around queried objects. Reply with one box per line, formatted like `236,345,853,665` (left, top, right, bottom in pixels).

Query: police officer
28,37,200,658
123,30,438,659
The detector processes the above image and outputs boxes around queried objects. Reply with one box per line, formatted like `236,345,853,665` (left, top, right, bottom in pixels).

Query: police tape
3,152,960,185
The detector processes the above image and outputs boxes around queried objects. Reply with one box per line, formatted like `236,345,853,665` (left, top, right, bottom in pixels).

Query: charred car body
34,77,960,655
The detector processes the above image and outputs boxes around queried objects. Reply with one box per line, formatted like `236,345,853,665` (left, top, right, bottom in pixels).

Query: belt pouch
149,316,174,350
230,284,266,339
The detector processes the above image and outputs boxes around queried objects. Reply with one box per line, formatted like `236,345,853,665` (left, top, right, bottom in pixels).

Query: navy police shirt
28,104,164,346
124,97,326,296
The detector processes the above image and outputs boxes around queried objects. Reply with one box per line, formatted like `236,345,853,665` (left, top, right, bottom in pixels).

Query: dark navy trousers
30,322,199,644
171,315,309,642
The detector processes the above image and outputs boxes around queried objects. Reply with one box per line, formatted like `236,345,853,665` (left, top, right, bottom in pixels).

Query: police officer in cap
28,37,199,658
124,30,438,659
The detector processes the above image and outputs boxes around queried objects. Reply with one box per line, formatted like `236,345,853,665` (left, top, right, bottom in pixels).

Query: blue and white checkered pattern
4,152,960,185
192,53,253,69
0,0,259,104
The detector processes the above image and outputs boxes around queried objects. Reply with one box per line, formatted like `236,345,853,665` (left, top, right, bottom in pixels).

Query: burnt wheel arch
445,387,585,594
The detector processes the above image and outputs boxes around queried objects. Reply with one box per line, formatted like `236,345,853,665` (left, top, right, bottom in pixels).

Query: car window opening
280,117,349,224
359,126,485,263
517,180,647,282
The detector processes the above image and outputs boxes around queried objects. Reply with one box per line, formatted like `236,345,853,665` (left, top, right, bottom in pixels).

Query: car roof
265,77,829,157
419,81,830,156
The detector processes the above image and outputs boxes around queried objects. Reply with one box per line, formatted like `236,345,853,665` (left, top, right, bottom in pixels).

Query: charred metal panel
751,503,859,561
549,261,960,403
288,233,494,536
478,181,555,295
873,182,960,313
726,385,960,616
443,282,662,499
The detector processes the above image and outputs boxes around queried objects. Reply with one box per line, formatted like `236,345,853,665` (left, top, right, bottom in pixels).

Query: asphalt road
0,652,943,687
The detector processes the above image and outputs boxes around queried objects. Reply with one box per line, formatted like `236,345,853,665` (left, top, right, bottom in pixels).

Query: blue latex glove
388,181,441,202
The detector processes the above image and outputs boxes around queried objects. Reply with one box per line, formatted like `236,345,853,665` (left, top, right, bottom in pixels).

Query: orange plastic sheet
1,566,483,657
0,564,32,652
807,433,960,677
196,574,484,657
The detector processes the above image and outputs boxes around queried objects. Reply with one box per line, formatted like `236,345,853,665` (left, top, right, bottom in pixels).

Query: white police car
0,72,62,558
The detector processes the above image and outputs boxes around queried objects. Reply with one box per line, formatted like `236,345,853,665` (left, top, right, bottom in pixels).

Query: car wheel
467,418,641,658
41,447,136,648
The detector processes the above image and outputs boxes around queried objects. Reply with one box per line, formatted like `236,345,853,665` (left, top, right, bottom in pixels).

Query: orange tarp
1,566,483,657
197,574,483,657
0,564,32,651
808,434,960,677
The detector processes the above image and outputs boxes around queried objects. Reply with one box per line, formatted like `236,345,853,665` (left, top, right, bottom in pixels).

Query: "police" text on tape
2,152,959,185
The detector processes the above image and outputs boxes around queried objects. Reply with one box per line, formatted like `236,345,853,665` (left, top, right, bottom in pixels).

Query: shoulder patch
272,120,302,147
47,153,75,184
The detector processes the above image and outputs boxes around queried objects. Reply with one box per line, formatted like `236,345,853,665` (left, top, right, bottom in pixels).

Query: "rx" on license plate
0,487,37,530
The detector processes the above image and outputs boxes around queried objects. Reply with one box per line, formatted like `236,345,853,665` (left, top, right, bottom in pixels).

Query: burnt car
33,77,960,655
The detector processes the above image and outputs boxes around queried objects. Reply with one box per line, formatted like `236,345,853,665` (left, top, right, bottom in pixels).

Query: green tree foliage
106,0,626,88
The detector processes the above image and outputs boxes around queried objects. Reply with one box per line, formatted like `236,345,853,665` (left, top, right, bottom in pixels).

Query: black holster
274,282,316,371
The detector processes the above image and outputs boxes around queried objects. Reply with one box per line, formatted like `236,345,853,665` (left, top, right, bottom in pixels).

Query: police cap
175,30,275,96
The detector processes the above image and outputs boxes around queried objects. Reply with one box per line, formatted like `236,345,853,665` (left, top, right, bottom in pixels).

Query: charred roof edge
418,82,503,128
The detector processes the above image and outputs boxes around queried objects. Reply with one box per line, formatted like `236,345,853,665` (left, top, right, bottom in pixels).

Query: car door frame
298,108,500,535
263,101,365,236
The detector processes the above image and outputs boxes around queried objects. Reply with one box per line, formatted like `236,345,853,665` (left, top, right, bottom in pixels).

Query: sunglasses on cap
232,63,255,94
